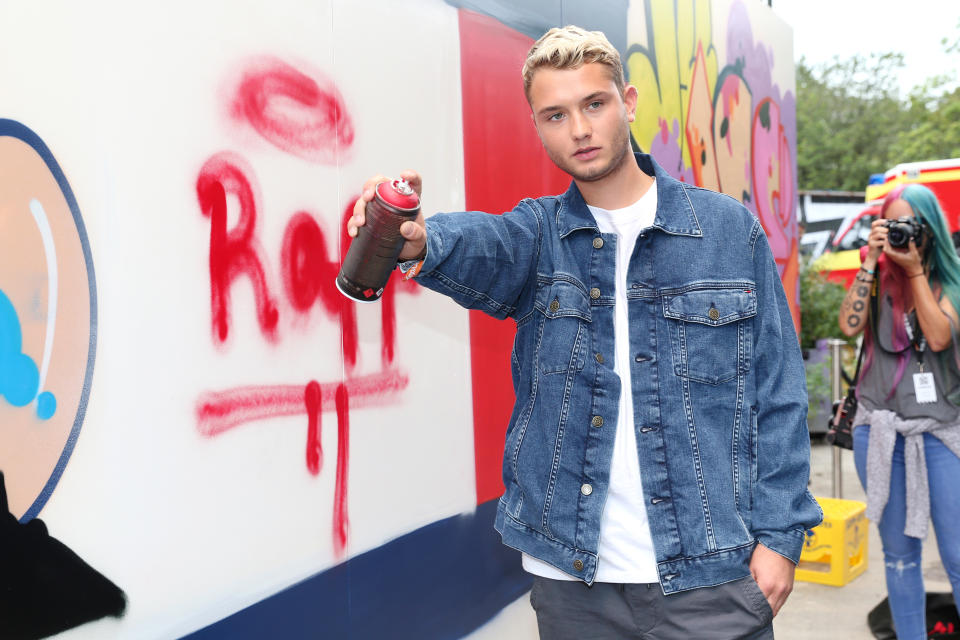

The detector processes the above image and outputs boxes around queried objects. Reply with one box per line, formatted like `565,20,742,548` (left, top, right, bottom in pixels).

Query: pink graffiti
197,58,418,558
230,57,355,164
751,98,794,254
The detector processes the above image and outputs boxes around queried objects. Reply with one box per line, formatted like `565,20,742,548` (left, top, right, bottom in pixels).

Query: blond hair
521,26,625,102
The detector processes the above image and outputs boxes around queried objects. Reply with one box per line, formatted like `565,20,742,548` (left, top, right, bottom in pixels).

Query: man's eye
588,101,603,110
548,113,564,121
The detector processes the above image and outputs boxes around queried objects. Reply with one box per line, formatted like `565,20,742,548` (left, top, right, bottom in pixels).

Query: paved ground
774,440,951,639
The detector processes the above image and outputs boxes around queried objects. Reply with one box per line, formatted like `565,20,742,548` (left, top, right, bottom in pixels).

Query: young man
348,25,821,640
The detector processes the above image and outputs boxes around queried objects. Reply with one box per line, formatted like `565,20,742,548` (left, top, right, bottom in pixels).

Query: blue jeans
854,426,960,640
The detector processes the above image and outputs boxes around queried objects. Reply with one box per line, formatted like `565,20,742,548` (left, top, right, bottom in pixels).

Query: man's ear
623,84,639,123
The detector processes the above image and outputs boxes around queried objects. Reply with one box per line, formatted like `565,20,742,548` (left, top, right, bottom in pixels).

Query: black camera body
885,216,924,249
826,396,856,450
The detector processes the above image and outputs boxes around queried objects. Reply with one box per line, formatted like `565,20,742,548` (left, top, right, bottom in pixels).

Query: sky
771,0,960,96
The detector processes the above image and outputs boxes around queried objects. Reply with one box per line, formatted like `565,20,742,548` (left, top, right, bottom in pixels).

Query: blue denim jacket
415,154,822,592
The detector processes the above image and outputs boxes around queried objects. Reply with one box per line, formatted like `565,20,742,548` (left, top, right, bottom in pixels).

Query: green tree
799,259,854,350
889,23,960,162
796,20,960,188
891,84,960,162
796,53,911,191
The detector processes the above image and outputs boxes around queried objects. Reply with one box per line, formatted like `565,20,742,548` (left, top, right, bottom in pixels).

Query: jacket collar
555,153,703,239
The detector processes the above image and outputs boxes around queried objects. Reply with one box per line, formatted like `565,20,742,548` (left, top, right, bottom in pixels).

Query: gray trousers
529,575,775,639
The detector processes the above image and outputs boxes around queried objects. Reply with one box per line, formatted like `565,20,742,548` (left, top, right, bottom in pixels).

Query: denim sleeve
413,202,541,320
749,221,824,563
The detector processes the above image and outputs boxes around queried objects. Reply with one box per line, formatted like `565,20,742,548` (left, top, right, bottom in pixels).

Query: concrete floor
774,440,952,639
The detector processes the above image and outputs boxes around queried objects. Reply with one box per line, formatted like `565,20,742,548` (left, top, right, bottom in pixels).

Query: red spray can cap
376,179,420,211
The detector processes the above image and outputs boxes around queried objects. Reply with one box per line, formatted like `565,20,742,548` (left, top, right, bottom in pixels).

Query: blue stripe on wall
183,500,531,639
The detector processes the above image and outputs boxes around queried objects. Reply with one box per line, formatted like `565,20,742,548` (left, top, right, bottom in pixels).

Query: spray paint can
336,179,421,302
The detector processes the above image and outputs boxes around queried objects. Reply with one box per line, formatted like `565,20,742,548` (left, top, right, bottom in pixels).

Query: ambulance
813,158,960,287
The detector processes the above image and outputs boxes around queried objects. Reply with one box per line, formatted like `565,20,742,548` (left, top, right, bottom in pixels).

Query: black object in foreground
867,592,960,639
0,472,127,639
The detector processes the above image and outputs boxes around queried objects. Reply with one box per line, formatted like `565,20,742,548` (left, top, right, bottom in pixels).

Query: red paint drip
197,152,279,343
333,383,350,558
196,371,408,557
231,57,354,164
305,380,322,475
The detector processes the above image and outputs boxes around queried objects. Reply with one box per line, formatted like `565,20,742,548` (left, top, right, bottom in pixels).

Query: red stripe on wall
458,9,572,505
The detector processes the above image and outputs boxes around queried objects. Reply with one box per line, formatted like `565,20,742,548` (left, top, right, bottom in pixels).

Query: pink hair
860,185,914,399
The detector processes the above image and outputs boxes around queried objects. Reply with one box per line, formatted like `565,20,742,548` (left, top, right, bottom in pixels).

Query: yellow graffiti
628,0,717,171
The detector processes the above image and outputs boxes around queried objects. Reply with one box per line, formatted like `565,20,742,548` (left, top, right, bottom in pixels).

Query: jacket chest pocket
663,285,756,385
533,280,592,375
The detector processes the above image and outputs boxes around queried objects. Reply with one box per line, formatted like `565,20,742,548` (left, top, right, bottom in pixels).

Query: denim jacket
415,154,822,592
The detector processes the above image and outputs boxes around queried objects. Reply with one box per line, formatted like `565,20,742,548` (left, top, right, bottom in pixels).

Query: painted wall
0,1,795,638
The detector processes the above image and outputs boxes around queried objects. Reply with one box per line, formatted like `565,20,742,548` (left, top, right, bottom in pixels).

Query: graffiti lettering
196,152,279,344
196,58,422,558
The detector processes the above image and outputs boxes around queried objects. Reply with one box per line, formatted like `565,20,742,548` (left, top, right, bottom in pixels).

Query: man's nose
570,112,591,139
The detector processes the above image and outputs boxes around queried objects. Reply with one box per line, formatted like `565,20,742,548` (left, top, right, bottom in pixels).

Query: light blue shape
37,391,56,420
0,290,21,352
0,289,55,416
2,352,40,406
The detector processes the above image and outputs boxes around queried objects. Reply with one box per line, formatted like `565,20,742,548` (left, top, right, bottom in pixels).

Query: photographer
838,184,960,639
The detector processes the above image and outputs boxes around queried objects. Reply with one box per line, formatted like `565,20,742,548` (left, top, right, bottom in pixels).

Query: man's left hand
749,543,795,617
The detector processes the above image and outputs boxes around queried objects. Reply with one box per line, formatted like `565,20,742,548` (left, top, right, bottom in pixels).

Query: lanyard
904,312,928,371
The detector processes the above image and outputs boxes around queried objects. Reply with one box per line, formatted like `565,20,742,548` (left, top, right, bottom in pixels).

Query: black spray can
336,179,421,302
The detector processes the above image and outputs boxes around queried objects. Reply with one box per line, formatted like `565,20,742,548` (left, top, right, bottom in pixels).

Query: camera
825,397,855,450
885,216,924,249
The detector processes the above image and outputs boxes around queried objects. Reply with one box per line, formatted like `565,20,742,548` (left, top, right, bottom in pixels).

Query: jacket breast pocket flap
663,286,757,384
536,280,593,322
535,280,591,374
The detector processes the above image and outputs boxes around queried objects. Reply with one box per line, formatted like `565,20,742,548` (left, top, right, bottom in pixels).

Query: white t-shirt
522,181,660,583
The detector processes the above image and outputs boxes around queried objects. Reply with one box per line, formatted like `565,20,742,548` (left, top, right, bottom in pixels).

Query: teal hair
902,184,960,316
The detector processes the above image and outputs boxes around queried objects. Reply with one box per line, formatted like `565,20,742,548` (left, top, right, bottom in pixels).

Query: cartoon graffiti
627,0,717,184
0,119,96,523
195,57,418,558
626,0,799,325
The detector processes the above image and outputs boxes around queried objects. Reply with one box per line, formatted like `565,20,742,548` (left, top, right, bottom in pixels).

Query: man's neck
576,153,654,210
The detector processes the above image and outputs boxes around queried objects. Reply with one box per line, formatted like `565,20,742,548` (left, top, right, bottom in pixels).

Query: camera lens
886,218,918,249
888,225,909,248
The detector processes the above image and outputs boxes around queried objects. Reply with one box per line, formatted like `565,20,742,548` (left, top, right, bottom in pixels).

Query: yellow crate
796,497,869,586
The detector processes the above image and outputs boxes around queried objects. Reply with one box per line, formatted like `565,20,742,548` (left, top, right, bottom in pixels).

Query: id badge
913,372,937,403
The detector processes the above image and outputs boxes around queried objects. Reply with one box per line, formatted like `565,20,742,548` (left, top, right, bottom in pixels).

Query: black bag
826,340,863,450
867,592,960,639
827,279,877,450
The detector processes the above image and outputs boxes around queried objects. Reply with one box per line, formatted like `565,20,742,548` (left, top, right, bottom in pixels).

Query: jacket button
590,288,601,299
581,483,593,496
592,237,604,249
708,307,720,321
595,353,604,364
549,299,560,312
573,559,584,571
591,416,604,427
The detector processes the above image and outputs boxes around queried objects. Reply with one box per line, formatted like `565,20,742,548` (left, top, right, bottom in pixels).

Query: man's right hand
348,170,427,262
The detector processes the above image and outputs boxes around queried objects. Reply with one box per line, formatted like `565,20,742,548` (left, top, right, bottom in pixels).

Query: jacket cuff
419,219,444,274
754,528,808,565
